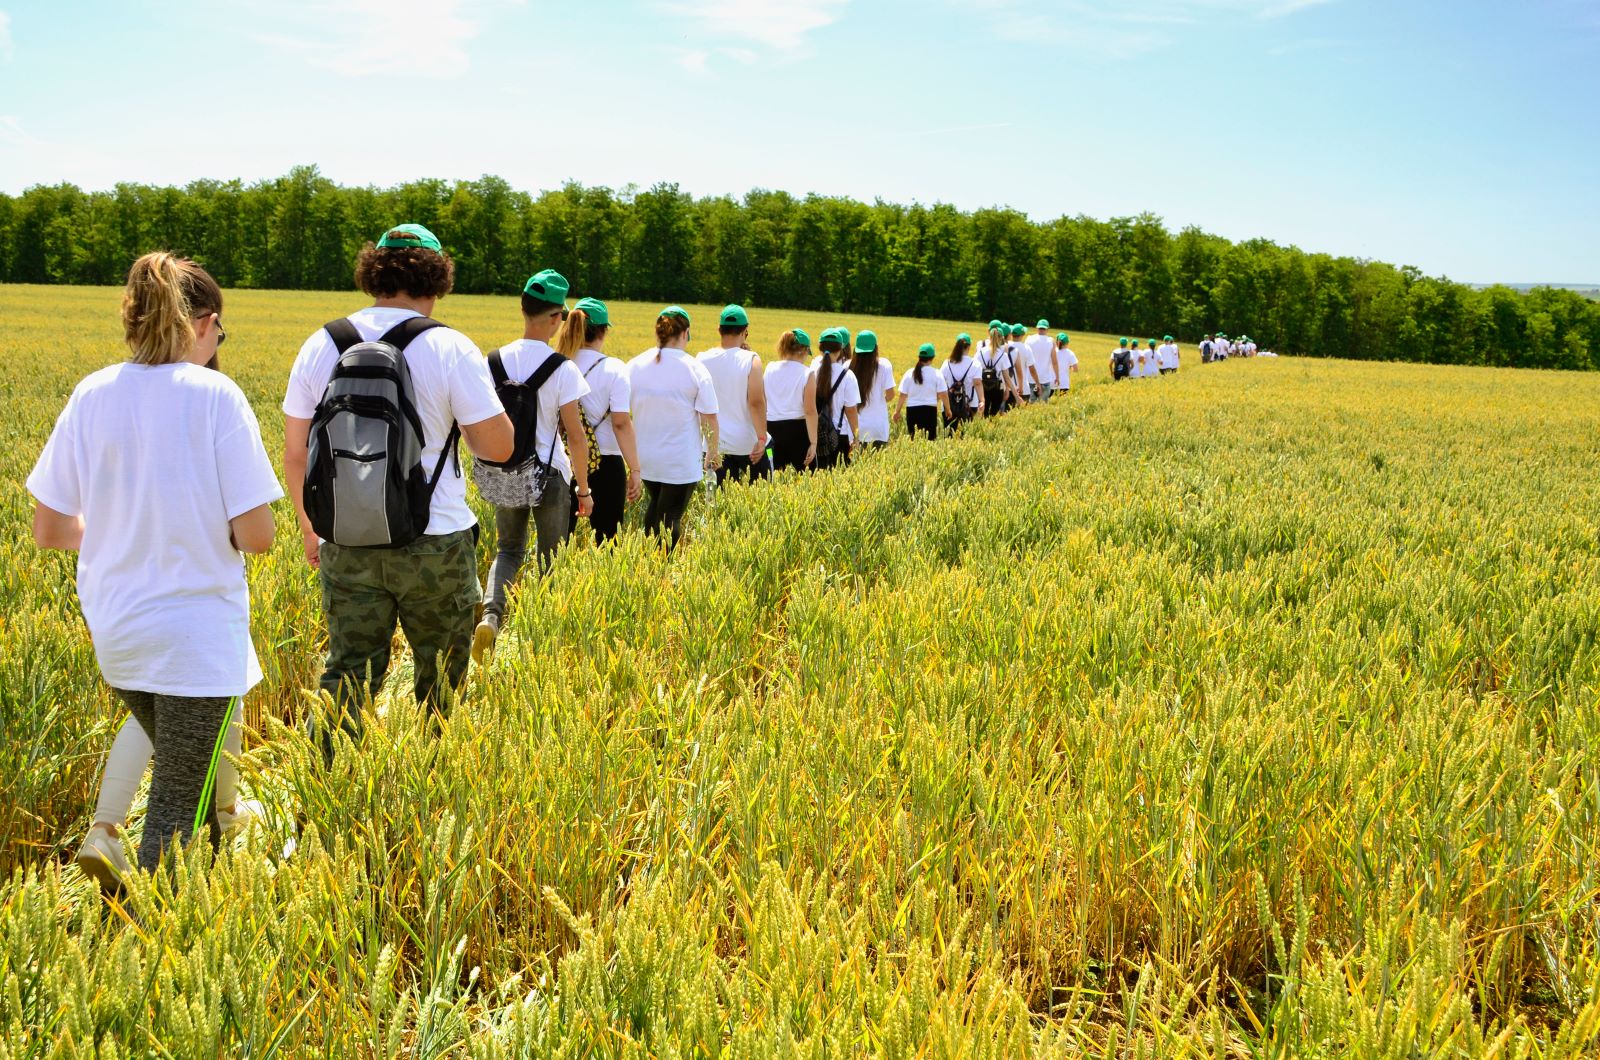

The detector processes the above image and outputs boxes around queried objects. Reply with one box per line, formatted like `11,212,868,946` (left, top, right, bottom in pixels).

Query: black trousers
905,405,938,440
982,388,1005,416
716,451,771,485
643,480,696,551
768,418,811,472
571,453,629,544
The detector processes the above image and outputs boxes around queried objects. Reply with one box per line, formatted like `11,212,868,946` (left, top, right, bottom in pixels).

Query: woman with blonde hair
626,307,720,549
554,296,642,544
763,328,819,472
29,252,281,884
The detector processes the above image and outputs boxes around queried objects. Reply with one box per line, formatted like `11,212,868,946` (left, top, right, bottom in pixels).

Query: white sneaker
76,823,131,892
472,613,499,665
216,798,263,835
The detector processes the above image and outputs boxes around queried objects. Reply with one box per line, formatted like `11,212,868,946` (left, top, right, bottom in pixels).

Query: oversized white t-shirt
494,339,590,483
853,357,896,444
898,363,949,407
942,357,982,406
696,346,762,456
571,347,631,457
815,359,862,439
1009,342,1036,390
29,362,284,697
764,359,810,420
283,307,503,535
626,347,718,484
1057,346,1079,390
1025,334,1057,385
1158,343,1180,370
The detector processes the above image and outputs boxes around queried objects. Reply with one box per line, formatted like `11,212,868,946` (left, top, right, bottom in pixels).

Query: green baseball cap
1057,332,1069,343
1010,323,1026,337
957,332,972,343
1119,337,1129,346
917,343,936,359
720,304,749,327
838,327,852,346
660,305,691,324
855,330,878,354
376,223,442,251
819,327,842,346
792,328,811,348
523,269,569,306
1037,319,1049,328
988,319,1003,331
574,296,609,326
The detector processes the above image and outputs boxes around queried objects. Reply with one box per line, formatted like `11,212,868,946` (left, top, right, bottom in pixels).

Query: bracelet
576,488,592,497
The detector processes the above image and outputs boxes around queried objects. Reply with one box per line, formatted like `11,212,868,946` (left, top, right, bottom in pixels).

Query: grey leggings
483,484,573,620
114,688,232,873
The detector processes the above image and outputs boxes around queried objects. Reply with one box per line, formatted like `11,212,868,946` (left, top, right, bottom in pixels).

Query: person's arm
939,390,953,419
844,406,860,440
283,415,320,568
700,413,721,468
746,356,768,464
803,372,819,466
460,413,515,464
610,411,644,502
229,503,276,554
558,401,593,518
31,502,83,551
893,392,908,422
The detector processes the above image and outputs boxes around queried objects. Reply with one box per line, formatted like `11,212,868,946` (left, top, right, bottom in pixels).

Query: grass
2,284,1600,1055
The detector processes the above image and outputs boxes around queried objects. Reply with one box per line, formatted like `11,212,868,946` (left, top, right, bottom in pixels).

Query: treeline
2,165,1595,369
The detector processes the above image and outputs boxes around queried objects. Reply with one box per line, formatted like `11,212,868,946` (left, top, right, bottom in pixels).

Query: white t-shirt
1025,334,1057,385
764,359,810,421
283,307,503,535
1009,342,1035,388
29,362,284,697
815,359,862,439
1057,346,1079,390
898,363,949,407
853,357,896,444
626,347,718,484
942,357,982,405
494,340,590,484
696,346,762,456
571,348,631,457
1159,343,1180,369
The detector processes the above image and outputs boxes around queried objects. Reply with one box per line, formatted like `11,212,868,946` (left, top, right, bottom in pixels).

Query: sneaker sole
76,849,124,893
471,622,497,665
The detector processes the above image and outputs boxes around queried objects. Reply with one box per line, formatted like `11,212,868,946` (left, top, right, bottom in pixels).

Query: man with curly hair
281,223,514,755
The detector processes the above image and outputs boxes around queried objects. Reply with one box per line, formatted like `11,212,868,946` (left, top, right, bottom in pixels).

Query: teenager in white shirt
813,328,861,469
697,304,769,484
283,224,514,752
1144,340,1161,378
627,307,719,549
1055,333,1079,391
764,329,819,471
1159,335,1180,374
980,325,1015,415
30,253,281,885
1027,319,1059,400
1008,324,1039,403
895,344,952,440
557,297,642,545
849,329,896,447
942,333,983,425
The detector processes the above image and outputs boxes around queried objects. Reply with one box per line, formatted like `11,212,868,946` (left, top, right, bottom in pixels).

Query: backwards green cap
574,296,609,326
855,330,878,354
376,223,442,252
917,343,936,359
957,332,972,344
523,269,570,307
660,305,691,325
1057,332,1069,343
1037,318,1050,328
1010,323,1026,337
792,328,811,348
720,304,749,327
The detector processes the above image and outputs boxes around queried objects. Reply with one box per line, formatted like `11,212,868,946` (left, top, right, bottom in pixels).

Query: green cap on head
522,269,569,307
855,330,878,354
719,304,749,328
1120,337,1129,346
1057,332,1069,343
1164,334,1174,342
957,332,972,344
918,343,936,359
988,318,1003,331
660,305,691,325
838,327,852,346
573,296,609,326
792,328,811,348
1010,323,1026,337
819,327,842,346
376,223,442,252
1037,319,1050,328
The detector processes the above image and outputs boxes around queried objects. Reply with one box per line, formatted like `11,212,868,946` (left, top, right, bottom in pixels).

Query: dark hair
816,339,842,412
654,312,690,362
521,293,565,319
950,337,970,363
718,324,747,338
913,361,926,385
354,242,454,300
850,348,878,403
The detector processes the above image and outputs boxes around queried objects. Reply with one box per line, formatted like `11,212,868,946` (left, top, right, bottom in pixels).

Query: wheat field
3,284,1600,1056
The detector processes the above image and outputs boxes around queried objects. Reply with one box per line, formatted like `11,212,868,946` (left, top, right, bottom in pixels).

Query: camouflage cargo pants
316,528,480,751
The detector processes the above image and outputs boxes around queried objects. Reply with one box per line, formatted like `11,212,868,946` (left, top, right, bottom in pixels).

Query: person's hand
576,492,595,518
300,527,321,570
749,442,766,465
804,443,816,467
893,408,903,423
626,470,643,503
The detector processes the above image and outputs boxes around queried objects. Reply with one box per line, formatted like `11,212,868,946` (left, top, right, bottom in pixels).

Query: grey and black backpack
303,317,457,548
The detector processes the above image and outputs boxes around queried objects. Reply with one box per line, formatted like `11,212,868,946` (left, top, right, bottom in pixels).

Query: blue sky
1,0,1595,284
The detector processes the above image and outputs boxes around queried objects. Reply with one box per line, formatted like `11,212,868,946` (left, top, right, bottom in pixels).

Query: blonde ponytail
121,251,223,365
554,308,589,359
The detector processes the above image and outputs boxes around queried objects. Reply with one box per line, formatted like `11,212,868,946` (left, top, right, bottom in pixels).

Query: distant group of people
32,221,1246,891
1198,333,1266,362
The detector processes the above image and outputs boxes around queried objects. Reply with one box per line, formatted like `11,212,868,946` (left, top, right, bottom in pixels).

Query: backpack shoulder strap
376,316,445,351
324,318,362,354
526,352,565,393
487,350,510,387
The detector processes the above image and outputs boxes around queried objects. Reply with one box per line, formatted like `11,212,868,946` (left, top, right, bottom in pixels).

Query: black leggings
716,452,771,485
982,388,1005,416
571,453,629,544
768,419,811,472
643,480,696,550
905,405,938,440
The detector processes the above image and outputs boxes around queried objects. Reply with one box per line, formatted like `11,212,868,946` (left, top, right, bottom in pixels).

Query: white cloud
965,0,1335,55
661,0,849,53
1258,0,1335,18
0,11,13,62
248,0,514,79
678,48,710,74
